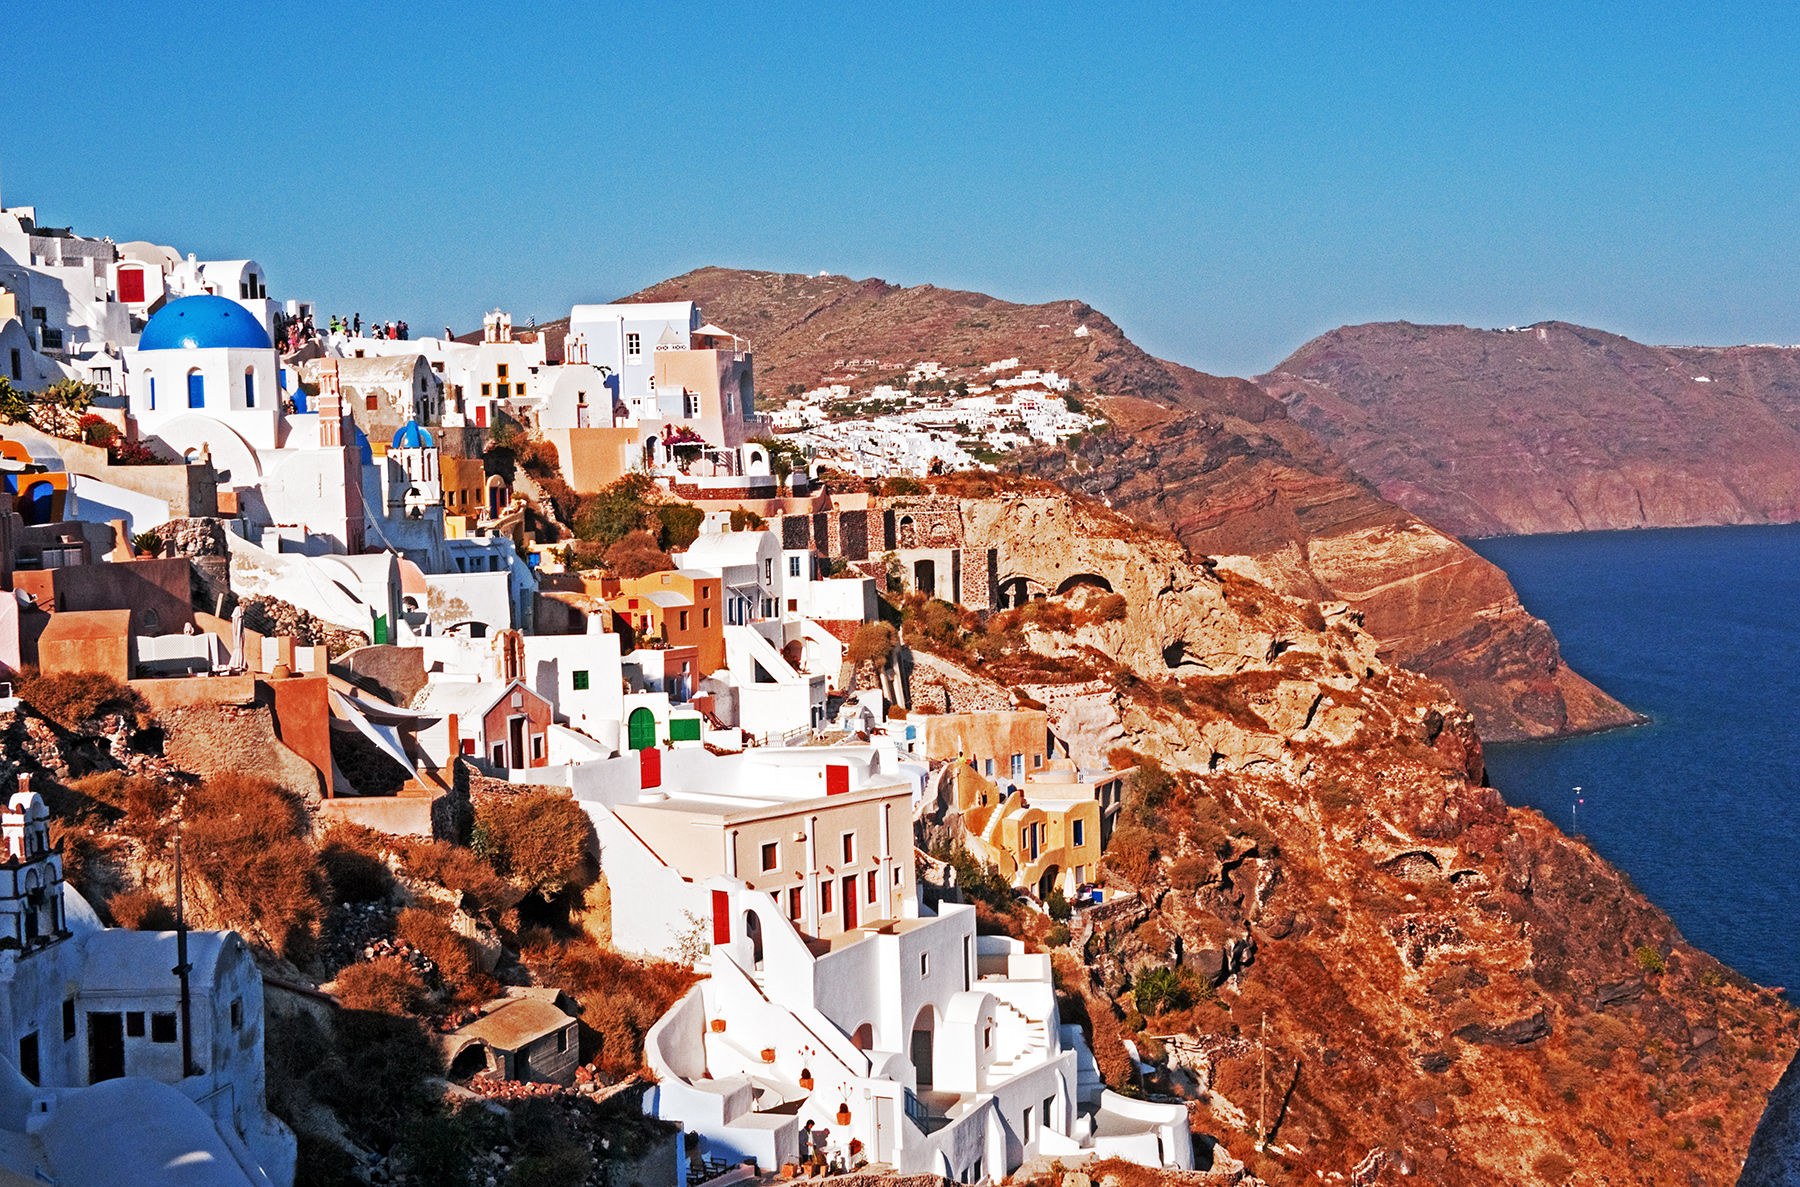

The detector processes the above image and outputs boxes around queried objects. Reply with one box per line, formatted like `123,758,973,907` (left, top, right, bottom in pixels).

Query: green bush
1635,945,1666,975
1133,965,1197,1016
1045,885,1072,921
1045,922,1071,948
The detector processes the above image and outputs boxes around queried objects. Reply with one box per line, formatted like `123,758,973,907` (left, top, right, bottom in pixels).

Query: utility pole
1259,1011,1267,1148
172,803,196,1079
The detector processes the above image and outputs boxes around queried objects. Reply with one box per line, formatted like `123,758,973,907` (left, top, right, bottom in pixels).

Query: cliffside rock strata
906,491,1795,1185
1258,321,1800,538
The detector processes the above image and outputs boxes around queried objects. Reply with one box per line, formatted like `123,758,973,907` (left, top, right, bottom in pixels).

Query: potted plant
760,1047,776,1063
798,1072,814,1090
711,1019,727,1033
835,1103,852,1126
130,531,163,560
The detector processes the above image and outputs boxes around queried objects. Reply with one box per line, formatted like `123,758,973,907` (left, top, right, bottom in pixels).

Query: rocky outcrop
1017,404,1639,741
1257,320,1800,538
902,499,1794,1183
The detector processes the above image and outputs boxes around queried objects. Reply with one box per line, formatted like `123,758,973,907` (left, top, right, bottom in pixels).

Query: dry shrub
1567,1012,1636,1070
337,956,429,1015
603,530,671,579
1105,824,1158,886
472,790,591,898
1532,1152,1576,1182
1086,997,1135,1088
184,772,327,960
319,823,396,904
396,839,519,917
13,668,145,731
520,933,696,1076
396,907,496,1004
1168,852,1213,891
108,888,176,930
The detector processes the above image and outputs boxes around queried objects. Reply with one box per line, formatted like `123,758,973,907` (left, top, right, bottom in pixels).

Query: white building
643,883,1192,1180
0,785,294,1187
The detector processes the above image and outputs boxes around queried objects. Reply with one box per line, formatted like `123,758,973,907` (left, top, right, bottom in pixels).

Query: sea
1470,525,1800,992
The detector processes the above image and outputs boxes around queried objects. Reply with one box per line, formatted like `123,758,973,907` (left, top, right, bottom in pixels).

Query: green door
627,708,657,751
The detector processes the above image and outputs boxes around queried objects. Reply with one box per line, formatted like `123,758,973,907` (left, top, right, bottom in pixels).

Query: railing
903,1088,951,1134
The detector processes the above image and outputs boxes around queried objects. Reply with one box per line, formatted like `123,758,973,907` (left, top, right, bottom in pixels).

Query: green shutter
669,717,701,742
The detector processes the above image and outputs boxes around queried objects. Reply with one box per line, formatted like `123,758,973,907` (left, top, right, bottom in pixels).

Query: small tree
471,789,591,899
603,530,671,579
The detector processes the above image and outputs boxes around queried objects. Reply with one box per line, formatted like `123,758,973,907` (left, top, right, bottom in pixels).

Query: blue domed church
124,296,368,554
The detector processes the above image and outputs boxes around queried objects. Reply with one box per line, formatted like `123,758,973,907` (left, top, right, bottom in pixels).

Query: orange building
607,570,724,675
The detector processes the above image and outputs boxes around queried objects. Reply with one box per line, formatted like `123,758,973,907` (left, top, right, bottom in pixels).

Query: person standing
353,313,362,336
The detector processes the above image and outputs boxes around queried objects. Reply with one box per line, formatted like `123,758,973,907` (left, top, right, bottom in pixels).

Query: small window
984,758,994,777
679,610,689,631
497,364,509,379
17,1034,37,1086
841,832,855,864
819,879,834,915
627,332,641,358
702,607,711,628
1011,753,1024,779
497,383,510,399
894,866,903,886
788,887,803,920
761,841,780,872
764,559,773,583
701,586,711,599
532,734,545,760
62,1000,75,1041
150,1013,177,1043
571,670,589,691
919,952,930,977
481,383,491,396
126,1012,145,1037
365,394,378,411
230,998,243,1030
787,599,797,612
245,369,256,407
789,556,801,577
1072,819,1085,847
984,1025,991,1049
556,1027,568,1053
516,382,526,397
867,869,878,902
1034,754,1043,768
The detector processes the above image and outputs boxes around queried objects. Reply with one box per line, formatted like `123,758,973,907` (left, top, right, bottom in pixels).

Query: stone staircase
983,999,1046,1084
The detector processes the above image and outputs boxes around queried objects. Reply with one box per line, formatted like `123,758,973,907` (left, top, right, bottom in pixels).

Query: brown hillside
605,268,1636,742
1258,321,1800,538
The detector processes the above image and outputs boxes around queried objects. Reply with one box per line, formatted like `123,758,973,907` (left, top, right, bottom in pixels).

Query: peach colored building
918,709,1058,784
610,570,725,675
950,761,1103,899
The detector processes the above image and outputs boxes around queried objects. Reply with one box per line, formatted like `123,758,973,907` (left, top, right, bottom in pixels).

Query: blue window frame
148,377,156,409
245,370,255,407
188,372,204,408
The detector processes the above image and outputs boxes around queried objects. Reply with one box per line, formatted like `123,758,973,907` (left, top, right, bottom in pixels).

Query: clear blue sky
7,1,1799,377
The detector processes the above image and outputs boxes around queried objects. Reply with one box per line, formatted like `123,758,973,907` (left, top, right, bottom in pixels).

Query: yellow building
950,760,1104,900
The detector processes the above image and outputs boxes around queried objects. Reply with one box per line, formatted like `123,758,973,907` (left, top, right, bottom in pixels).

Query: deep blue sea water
1472,525,1800,992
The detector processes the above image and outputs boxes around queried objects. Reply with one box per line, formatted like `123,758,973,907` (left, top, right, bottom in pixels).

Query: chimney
317,361,344,447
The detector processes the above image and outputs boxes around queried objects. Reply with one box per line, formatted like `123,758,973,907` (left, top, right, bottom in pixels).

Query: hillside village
0,195,1222,1187
1,198,1795,1187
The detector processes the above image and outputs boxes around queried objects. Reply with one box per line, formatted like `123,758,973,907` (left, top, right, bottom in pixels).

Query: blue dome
392,421,435,449
138,295,273,351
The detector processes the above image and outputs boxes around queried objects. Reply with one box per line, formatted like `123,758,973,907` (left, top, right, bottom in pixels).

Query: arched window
244,366,256,407
187,368,204,409
145,372,156,410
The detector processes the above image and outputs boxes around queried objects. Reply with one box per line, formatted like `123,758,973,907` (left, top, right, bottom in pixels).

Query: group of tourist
321,314,410,341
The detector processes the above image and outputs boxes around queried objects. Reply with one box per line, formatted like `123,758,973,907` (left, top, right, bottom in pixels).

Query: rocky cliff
610,268,1635,741
901,486,1796,1185
1257,321,1800,538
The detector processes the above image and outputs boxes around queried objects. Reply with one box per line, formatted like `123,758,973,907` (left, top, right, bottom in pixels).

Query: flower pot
799,1076,813,1090
761,1048,776,1063
835,1105,851,1126
711,1019,727,1033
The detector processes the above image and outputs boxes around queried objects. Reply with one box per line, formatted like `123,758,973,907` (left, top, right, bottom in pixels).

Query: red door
842,875,858,930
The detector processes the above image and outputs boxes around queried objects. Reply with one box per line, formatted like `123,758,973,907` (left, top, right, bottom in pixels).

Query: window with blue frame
187,370,204,408
244,369,255,407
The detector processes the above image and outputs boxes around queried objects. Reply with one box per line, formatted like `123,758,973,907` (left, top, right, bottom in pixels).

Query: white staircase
983,999,1047,1084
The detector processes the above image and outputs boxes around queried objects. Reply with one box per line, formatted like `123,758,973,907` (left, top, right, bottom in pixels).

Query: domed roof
392,420,435,449
137,294,273,351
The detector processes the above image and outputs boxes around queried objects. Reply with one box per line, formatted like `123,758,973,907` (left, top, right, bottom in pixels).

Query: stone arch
1055,572,1113,596
996,575,1046,609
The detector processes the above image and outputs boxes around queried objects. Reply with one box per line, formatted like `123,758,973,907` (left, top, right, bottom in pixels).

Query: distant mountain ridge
1258,320,1800,538
611,268,1638,742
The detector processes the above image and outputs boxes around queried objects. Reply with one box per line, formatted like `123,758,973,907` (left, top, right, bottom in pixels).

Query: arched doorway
1037,864,1061,901
627,708,657,751
910,1006,935,1088
743,909,764,970
852,1022,874,1051
913,558,936,595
